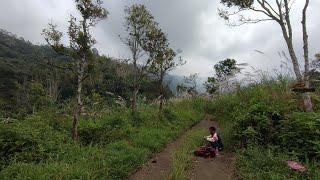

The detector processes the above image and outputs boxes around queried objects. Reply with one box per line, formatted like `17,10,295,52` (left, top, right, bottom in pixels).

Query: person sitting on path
205,126,223,156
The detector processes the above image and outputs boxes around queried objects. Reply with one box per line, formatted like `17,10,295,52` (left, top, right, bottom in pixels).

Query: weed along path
129,116,235,180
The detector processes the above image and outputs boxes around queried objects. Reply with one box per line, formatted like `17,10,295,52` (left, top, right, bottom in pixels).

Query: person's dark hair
209,126,216,132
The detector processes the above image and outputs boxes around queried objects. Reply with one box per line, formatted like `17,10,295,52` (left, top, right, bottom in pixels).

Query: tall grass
205,75,320,179
0,99,207,179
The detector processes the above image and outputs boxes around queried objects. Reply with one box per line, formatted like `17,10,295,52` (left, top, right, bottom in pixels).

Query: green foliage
0,146,110,180
0,30,173,118
162,107,178,122
220,0,254,8
0,115,68,170
214,58,239,78
205,77,320,179
0,29,35,58
79,124,127,146
277,112,320,160
0,99,206,179
0,128,37,169
204,76,218,94
205,58,240,94
233,102,283,146
235,147,307,180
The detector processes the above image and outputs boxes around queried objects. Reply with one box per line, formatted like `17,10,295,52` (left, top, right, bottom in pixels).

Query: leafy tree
205,58,240,94
204,77,218,94
28,81,46,114
0,63,19,116
214,58,239,78
122,4,156,112
42,0,108,140
219,0,313,112
145,25,185,111
175,74,199,97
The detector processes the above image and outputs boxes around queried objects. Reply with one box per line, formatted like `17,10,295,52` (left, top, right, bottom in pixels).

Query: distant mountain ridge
0,28,205,94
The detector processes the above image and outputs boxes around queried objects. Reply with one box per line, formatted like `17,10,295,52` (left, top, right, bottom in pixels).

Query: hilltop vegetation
0,29,173,119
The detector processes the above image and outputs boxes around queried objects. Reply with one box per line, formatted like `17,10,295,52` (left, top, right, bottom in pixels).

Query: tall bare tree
123,4,156,112
43,0,108,140
219,0,313,112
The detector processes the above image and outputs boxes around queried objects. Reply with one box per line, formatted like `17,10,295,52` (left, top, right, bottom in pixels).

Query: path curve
129,116,235,180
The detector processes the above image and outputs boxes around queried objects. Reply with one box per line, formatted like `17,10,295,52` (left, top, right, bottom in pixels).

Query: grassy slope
0,99,206,180
205,79,320,179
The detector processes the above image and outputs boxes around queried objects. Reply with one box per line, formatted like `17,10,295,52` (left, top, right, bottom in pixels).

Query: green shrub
163,107,178,122
233,102,284,146
236,146,320,180
235,146,305,180
0,115,68,170
0,128,37,169
79,116,130,145
276,112,320,160
0,99,206,179
204,78,320,179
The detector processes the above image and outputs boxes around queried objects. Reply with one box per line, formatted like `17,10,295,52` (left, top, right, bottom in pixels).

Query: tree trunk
131,43,139,113
302,93,313,112
279,24,303,82
72,60,84,141
301,0,313,112
132,89,138,112
159,71,164,112
277,2,303,82
302,0,310,83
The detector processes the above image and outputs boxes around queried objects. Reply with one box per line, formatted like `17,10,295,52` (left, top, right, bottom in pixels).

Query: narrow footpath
129,116,235,180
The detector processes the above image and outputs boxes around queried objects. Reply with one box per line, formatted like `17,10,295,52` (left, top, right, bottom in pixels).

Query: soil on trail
189,152,234,180
129,116,235,180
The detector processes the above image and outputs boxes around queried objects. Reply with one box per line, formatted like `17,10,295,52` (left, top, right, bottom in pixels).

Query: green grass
235,146,320,180
168,129,206,180
205,78,320,179
0,99,206,179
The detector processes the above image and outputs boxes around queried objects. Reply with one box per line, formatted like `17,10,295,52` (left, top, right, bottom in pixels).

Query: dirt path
188,119,235,180
189,151,235,180
129,116,235,180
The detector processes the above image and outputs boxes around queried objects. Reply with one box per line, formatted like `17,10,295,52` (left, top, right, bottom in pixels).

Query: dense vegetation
0,29,173,119
206,77,320,179
0,28,185,179
1,28,320,180
0,98,206,179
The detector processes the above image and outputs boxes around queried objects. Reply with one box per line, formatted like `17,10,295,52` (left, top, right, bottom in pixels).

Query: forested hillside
0,29,173,119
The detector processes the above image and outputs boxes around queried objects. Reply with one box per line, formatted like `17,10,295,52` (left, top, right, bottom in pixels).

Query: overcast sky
0,0,319,78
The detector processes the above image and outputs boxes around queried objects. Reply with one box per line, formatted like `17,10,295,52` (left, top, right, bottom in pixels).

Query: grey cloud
0,0,319,78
